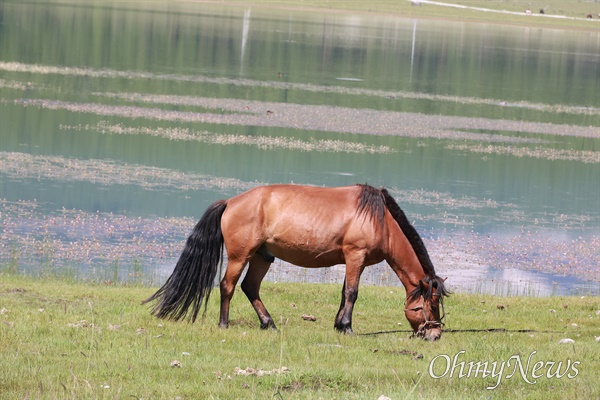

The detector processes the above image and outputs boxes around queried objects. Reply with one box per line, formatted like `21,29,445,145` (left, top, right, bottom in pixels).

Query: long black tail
143,200,227,322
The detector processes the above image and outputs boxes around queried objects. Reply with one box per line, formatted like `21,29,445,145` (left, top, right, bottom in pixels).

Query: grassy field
25,0,600,30
1,274,599,399
209,0,600,30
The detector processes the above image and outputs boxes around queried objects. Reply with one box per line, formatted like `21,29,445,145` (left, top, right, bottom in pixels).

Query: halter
405,293,446,337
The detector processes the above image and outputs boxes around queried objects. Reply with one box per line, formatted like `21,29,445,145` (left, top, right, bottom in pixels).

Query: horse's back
237,183,360,218
221,184,386,267
223,184,360,236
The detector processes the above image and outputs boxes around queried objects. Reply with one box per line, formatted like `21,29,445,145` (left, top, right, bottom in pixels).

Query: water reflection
240,8,251,72
410,19,417,83
0,2,598,295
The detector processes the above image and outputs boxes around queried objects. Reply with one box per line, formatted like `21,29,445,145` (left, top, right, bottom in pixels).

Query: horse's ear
419,279,429,292
443,277,448,282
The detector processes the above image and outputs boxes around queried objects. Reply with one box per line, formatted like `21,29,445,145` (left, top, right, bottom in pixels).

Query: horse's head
404,276,448,341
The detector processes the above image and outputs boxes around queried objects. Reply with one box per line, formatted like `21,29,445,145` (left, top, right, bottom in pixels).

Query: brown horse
144,184,449,340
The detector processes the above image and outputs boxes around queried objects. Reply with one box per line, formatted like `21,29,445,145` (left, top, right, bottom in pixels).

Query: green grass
215,0,600,30
23,0,600,30
1,275,599,399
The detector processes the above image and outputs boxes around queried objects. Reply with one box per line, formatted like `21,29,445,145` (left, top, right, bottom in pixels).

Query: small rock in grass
301,314,317,322
171,360,182,368
558,338,575,344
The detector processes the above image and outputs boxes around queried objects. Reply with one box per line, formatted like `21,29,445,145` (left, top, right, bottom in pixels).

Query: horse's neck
386,219,426,292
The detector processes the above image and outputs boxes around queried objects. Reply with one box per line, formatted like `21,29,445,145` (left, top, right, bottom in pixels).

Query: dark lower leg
334,262,364,334
241,256,276,330
334,279,347,330
219,279,233,328
219,262,245,328
334,282,359,334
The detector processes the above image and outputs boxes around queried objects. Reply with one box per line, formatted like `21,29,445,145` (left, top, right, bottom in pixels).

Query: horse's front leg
334,261,365,334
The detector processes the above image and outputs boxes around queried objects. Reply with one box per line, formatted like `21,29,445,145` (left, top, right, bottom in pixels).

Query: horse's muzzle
424,330,441,341
416,323,442,341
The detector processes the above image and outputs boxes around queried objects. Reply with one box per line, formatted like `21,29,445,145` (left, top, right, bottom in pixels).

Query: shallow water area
1,1,598,296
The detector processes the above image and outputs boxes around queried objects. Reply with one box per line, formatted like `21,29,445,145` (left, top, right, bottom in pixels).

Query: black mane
357,184,449,301
357,184,386,224
379,188,435,276
406,274,450,303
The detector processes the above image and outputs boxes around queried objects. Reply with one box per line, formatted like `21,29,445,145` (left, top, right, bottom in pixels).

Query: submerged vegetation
2,187,598,293
2,60,599,120
447,143,599,164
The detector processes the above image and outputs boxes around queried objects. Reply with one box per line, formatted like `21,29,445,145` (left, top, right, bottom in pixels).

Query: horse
144,184,449,340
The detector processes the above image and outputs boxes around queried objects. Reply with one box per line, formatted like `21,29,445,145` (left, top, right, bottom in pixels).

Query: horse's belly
264,242,344,268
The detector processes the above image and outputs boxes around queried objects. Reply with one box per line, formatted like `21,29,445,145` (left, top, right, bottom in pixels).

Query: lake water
1,1,599,296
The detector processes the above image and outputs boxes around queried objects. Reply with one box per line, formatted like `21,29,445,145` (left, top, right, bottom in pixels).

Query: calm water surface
1,1,598,296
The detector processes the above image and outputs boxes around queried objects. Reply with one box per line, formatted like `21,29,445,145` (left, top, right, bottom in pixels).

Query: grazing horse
144,184,449,340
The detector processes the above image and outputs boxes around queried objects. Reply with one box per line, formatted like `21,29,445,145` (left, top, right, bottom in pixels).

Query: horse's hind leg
241,254,276,330
219,258,247,329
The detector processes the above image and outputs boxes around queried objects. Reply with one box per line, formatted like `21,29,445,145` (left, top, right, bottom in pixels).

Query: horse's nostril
425,332,441,341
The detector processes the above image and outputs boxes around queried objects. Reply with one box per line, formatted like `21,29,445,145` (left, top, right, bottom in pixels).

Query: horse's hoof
260,321,277,330
334,325,354,335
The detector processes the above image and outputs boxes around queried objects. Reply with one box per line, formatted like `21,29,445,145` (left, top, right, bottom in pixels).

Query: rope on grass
360,328,565,336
